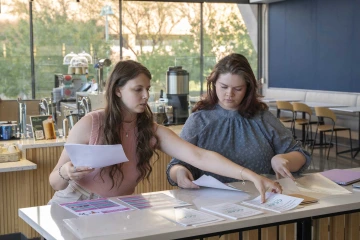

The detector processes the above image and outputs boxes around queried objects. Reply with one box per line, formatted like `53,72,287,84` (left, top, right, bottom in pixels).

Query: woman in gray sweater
167,53,311,188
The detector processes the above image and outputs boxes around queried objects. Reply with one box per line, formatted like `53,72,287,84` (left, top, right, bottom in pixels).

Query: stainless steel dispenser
77,96,91,119
95,58,111,94
17,98,27,138
39,98,56,117
166,66,189,124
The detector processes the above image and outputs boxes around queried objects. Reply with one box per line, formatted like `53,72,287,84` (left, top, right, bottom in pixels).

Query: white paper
60,198,133,216
64,143,128,168
277,178,300,194
117,193,191,210
242,192,303,213
155,208,224,227
201,203,263,220
295,173,352,195
193,175,244,192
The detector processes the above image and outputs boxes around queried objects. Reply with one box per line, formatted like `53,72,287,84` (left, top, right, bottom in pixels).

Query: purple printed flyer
60,198,133,216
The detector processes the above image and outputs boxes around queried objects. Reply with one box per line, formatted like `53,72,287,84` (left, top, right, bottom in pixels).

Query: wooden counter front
0,145,176,238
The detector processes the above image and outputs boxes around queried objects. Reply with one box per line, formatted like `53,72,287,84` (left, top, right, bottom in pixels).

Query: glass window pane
32,0,117,99
123,1,200,99
203,3,258,85
0,0,31,100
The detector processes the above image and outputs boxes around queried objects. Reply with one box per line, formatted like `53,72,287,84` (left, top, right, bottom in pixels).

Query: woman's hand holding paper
174,165,200,189
63,161,94,181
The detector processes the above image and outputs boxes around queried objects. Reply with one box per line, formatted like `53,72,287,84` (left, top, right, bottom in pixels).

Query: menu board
30,115,53,140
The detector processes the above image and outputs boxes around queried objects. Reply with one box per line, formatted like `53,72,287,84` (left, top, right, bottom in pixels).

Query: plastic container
42,116,56,140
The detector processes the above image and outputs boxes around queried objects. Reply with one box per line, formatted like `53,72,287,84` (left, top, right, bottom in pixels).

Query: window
0,0,258,100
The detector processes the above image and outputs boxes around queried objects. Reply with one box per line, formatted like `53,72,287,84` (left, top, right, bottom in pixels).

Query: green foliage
0,1,257,99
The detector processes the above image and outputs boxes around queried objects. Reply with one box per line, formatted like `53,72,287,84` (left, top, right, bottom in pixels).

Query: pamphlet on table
192,175,244,192
320,169,360,185
155,208,224,226
60,198,133,216
295,173,352,195
242,192,303,213
117,193,191,210
64,143,128,168
201,203,263,220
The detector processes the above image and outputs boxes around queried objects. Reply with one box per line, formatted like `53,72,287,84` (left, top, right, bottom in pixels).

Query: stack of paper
242,193,303,213
287,193,318,205
60,198,133,216
201,203,263,220
117,193,191,210
155,208,224,227
295,173,352,195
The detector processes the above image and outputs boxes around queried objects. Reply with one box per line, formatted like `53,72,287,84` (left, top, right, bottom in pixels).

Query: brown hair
193,53,267,118
101,60,159,189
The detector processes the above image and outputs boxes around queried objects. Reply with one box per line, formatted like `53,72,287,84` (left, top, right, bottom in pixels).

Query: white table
19,179,360,240
330,106,360,158
301,102,349,108
261,98,301,103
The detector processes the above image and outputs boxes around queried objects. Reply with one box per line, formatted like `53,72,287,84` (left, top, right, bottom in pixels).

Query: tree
0,0,257,99
0,0,109,99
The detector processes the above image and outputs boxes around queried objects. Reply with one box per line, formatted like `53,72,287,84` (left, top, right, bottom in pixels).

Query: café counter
0,125,182,238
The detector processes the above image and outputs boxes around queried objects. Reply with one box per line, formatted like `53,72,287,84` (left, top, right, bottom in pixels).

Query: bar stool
292,102,317,145
311,107,354,159
276,101,295,135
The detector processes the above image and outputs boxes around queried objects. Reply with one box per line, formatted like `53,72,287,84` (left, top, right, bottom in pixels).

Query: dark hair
193,53,267,118
101,60,159,189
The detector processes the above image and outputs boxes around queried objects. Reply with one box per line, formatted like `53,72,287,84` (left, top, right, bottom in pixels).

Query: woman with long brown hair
167,53,311,189
49,59,282,204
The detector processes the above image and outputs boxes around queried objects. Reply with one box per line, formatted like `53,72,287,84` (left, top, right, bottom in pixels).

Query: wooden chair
292,102,317,145
276,101,295,135
311,107,353,159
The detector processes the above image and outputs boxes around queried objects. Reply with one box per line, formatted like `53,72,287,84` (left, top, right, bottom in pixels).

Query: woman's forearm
49,164,69,191
194,149,259,182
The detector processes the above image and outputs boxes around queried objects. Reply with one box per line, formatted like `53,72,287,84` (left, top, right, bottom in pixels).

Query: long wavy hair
193,53,267,118
100,60,159,189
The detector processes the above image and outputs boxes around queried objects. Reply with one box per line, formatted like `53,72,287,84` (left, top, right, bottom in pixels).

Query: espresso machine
166,66,189,124
75,58,111,120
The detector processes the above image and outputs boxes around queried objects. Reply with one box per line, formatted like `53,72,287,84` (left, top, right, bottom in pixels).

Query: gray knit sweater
166,104,311,186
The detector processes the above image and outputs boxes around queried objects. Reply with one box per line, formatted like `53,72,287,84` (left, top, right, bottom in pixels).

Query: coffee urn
166,66,189,124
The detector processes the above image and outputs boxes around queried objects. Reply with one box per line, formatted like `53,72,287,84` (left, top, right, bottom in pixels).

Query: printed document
64,143,128,168
193,175,244,192
118,193,191,210
242,192,303,213
201,203,263,220
155,208,224,226
60,198,133,216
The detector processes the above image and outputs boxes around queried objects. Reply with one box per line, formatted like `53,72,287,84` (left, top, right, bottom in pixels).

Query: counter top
0,125,183,150
0,159,37,173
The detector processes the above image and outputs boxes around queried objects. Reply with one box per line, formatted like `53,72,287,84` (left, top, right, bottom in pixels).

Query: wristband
59,164,70,181
240,167,246,185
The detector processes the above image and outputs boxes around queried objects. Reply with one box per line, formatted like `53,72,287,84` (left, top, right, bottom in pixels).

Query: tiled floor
301,139,360,173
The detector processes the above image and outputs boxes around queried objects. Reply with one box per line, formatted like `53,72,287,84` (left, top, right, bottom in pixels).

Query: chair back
292,102,312,116
276,101,293,111
314,107,337,122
